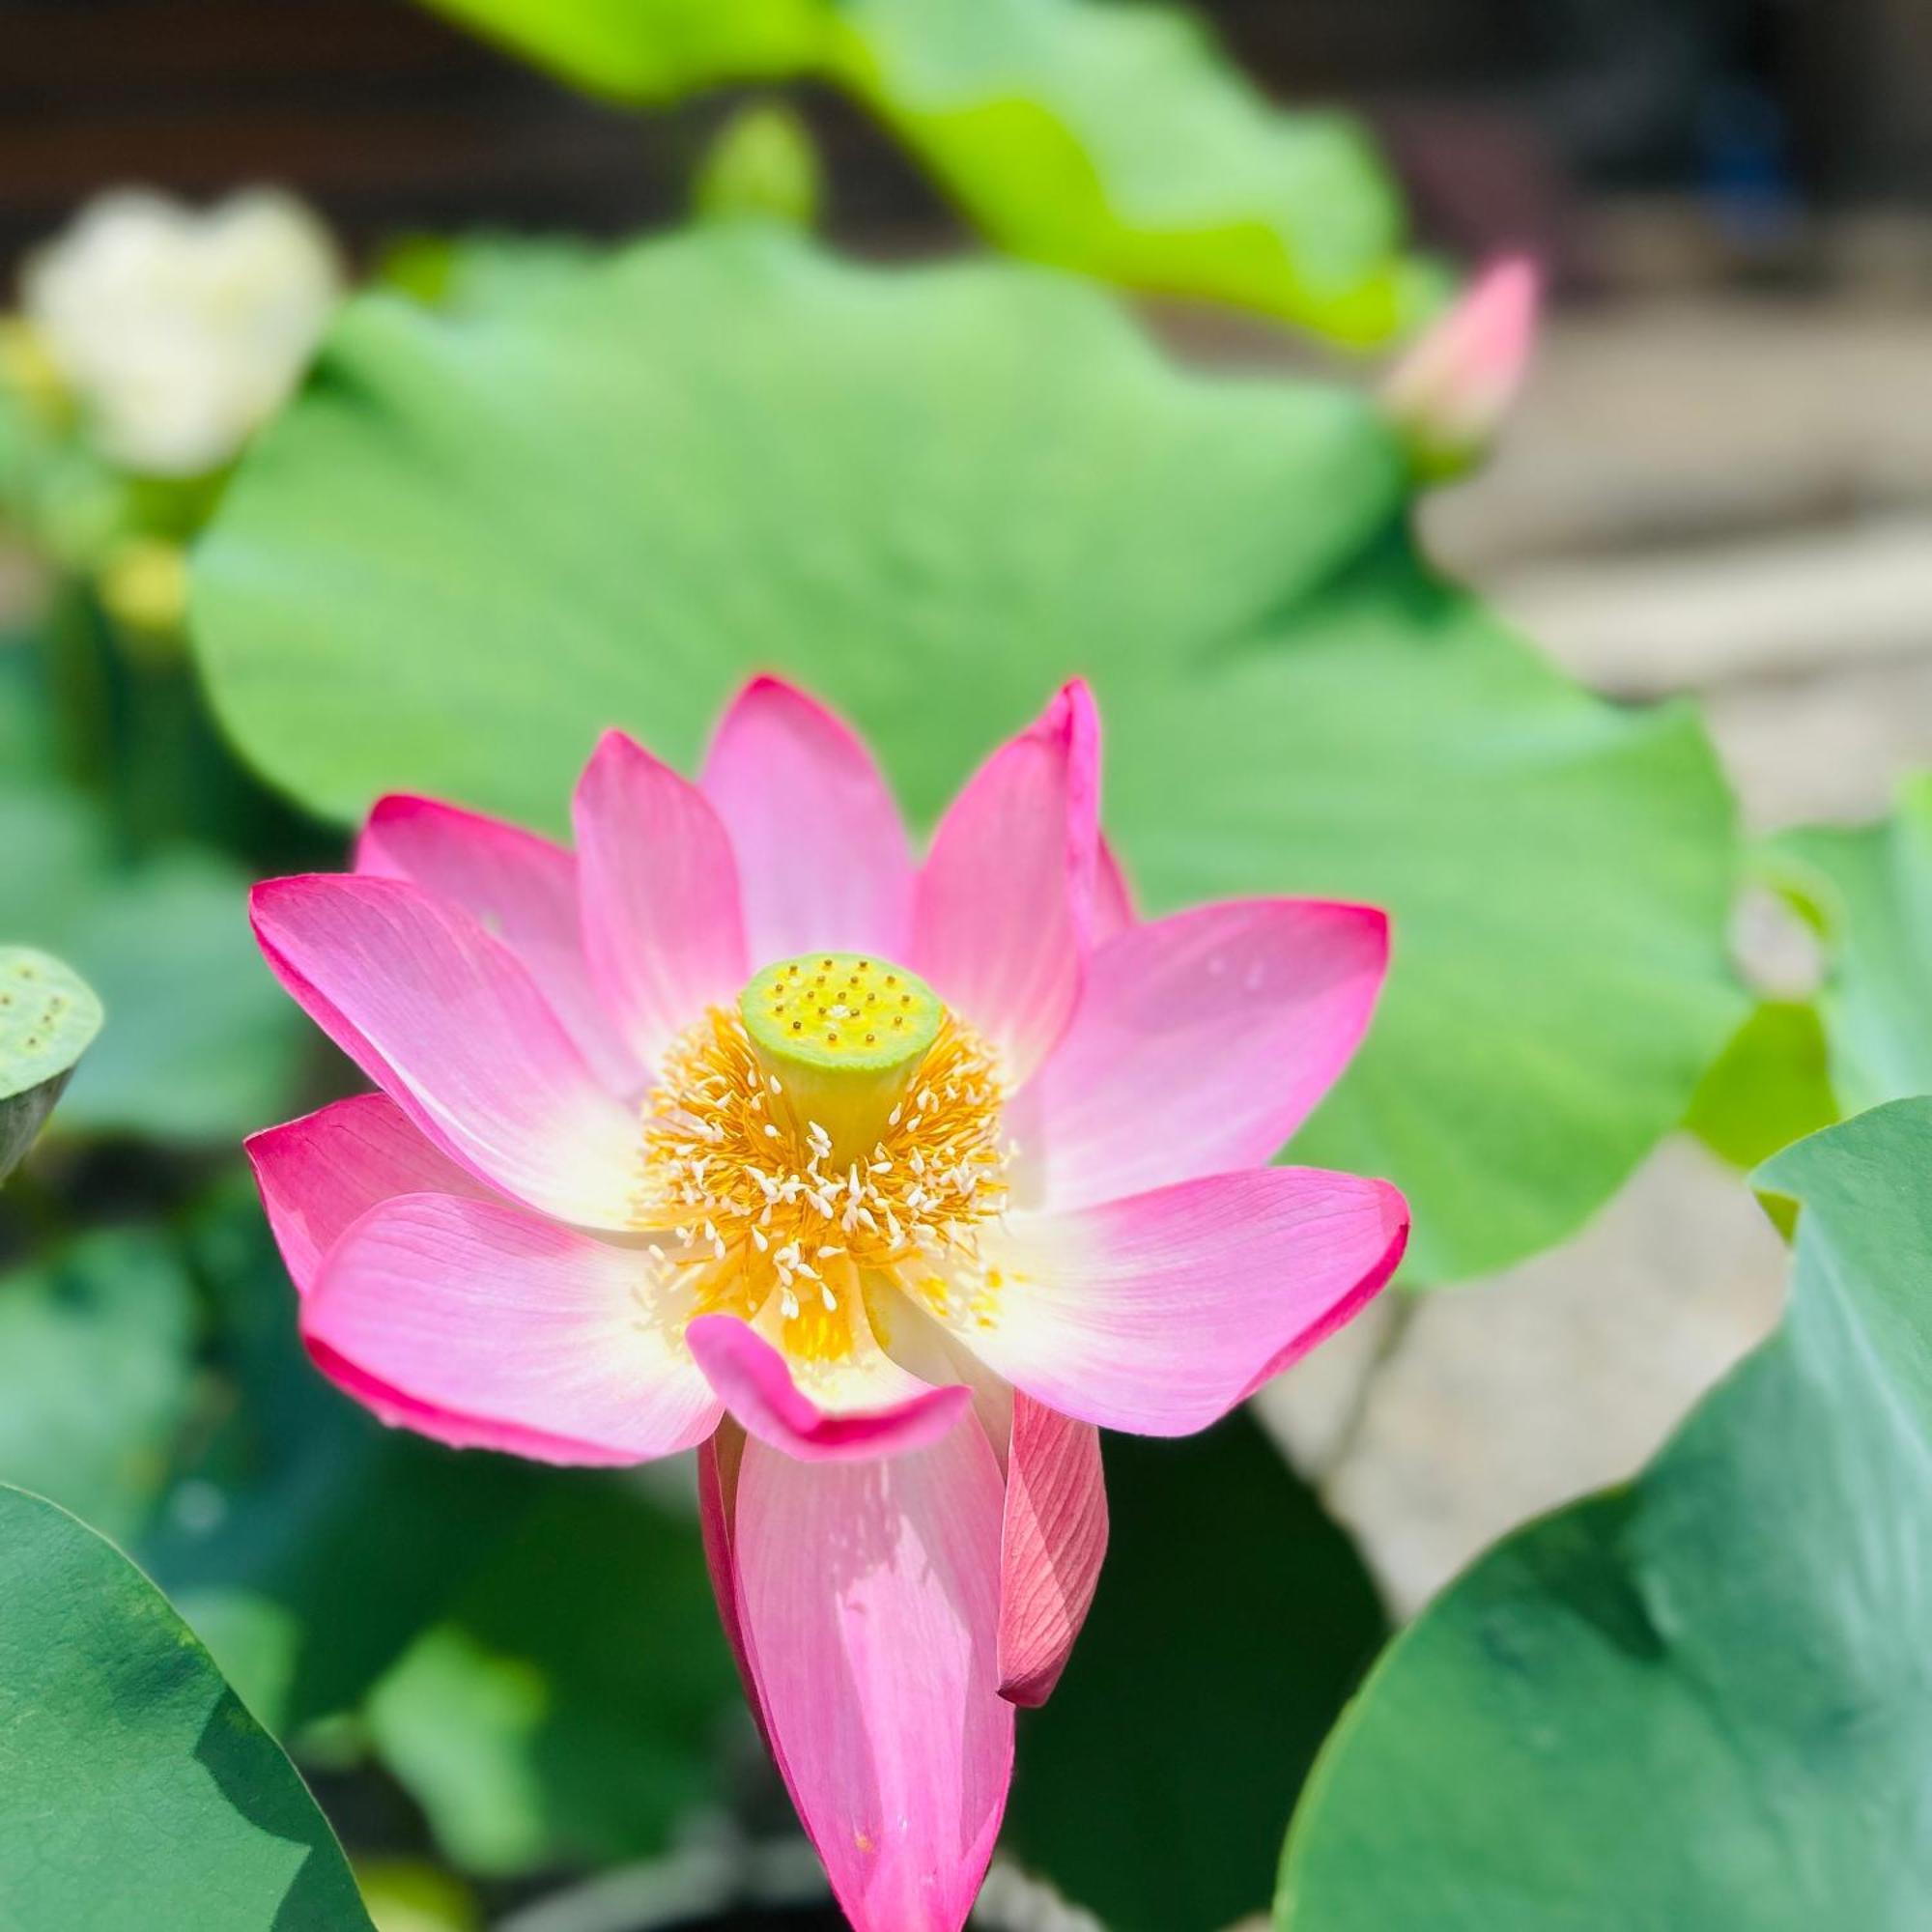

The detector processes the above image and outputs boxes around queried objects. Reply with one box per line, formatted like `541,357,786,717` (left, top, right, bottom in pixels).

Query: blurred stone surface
1426,298,1932,572
1492,514,1932,698
1262,1142,1787,1616
1708,654,1932,830
1490,514,1932,827
975,1861,1106,1931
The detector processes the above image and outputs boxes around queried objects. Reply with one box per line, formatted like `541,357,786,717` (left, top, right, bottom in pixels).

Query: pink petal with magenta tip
913,681,1100,1082
701,676,915,964
251,873,640,1230
733,1419,1011,1932
246,1091,491,1296
304,1192,720,1464
1010,897,1389,1210
955,1169,1408,1436
687,1315,971,1463
573,729,748,1066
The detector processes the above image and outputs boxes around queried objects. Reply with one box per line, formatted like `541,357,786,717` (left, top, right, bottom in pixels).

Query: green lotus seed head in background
0,946,103,1182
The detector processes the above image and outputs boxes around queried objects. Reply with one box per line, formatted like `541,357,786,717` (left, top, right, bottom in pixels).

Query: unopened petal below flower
732,1420,1011,1932
997,1395,1107,1708
697,1422,768,1745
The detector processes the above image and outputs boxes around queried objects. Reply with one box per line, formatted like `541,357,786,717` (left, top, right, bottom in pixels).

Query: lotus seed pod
739,951,945,1160
0,947,103,1181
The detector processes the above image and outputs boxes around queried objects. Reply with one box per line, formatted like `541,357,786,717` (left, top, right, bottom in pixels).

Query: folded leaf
421,0,829,100
1684,998,1837,1174
418,0,1432,342
823,0,1433,343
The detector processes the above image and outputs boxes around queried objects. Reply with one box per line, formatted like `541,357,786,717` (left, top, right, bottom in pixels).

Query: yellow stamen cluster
634,983,1010,1362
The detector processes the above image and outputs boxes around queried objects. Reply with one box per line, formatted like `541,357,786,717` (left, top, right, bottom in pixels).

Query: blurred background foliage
0,1483,376,1931
414,0,1441,343
2,0,1931,1927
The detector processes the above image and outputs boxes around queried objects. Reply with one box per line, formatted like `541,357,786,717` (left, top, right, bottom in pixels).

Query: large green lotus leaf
0,1226,195,1542
140,1185,546,1733
192,230,1740,1280
0,1484,374,1931
1005,1410,1386,1932
0,773,300,1144
1276,1098,1932,1930
364,1475,737,1876
1773,775,1932,1117
417,0,1427,343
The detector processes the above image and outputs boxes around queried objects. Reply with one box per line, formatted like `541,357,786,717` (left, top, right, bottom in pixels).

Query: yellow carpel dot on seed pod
633,952,1010,1364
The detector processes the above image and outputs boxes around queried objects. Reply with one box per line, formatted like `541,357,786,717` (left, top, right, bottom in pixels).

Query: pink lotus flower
246,677,1406,1931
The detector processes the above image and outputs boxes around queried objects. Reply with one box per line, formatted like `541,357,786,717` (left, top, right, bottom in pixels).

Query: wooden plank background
0,0,1918,275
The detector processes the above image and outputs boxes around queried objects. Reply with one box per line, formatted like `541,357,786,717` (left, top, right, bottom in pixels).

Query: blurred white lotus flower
21,187,342,477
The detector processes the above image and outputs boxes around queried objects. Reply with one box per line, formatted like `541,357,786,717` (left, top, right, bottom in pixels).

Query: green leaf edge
0,1480,375,1931
1272,1097,1925,1923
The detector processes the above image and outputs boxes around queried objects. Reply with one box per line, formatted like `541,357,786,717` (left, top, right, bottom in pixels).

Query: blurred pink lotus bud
1381,256,1541,483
